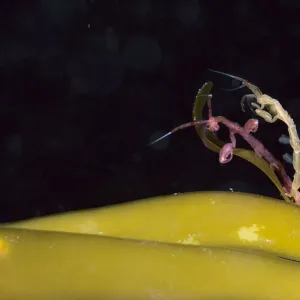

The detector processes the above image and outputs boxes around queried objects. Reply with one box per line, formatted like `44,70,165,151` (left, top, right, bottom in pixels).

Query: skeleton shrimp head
209,69,279,123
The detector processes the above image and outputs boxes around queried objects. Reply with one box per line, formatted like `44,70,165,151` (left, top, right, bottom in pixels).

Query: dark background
1,0,299,222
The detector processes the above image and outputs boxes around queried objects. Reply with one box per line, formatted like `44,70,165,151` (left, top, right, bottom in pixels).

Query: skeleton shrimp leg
210,69,300,203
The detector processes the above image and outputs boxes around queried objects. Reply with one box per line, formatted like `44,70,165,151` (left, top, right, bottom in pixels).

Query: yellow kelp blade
1,227,300,300
192,82,290,202
5,192,300,260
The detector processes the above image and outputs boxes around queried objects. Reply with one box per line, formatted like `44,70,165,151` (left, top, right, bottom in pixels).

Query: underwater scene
1,0,300,299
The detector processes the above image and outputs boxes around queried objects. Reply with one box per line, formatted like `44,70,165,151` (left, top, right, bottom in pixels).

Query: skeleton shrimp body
210,69,300,203
258,94,300,201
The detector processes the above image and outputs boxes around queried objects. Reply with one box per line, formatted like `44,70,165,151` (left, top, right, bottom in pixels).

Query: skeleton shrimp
210,69,300,203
